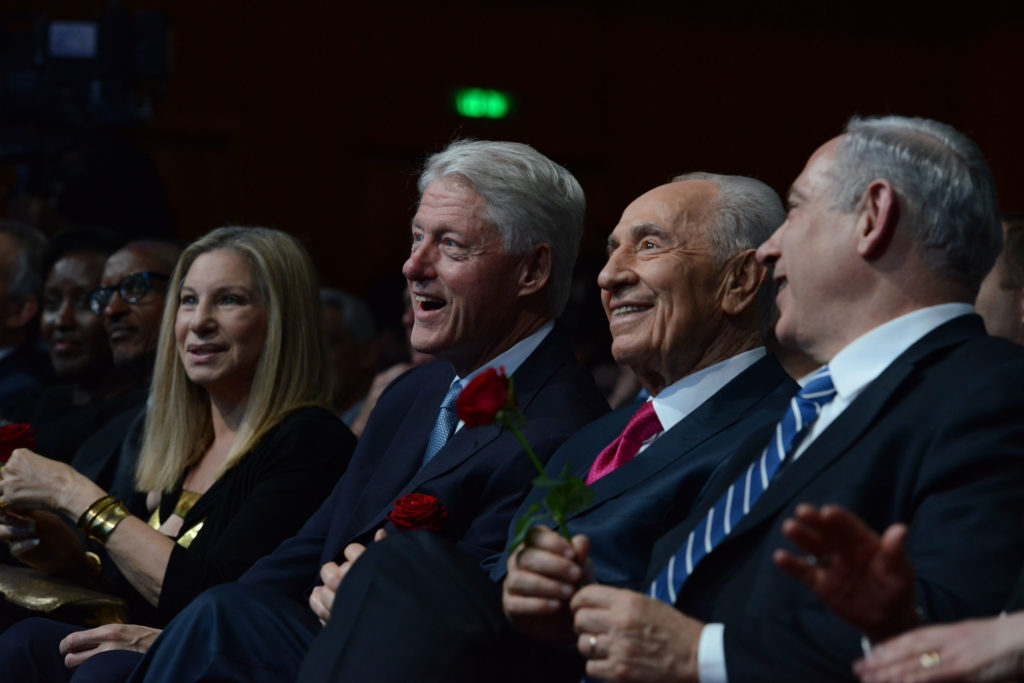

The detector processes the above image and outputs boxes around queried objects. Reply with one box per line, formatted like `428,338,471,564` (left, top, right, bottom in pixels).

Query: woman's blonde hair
136,226,332,492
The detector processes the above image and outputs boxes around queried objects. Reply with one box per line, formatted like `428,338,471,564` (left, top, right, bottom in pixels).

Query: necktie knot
795,366,837,413
586,401,663,485
422,379,463,466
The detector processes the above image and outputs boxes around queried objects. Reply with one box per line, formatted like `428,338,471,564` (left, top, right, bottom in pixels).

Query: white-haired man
45,140,608,683
550,117,1024,682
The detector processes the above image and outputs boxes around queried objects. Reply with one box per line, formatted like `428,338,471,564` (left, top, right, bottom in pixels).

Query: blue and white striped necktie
422,379,462,466
649,366,836,604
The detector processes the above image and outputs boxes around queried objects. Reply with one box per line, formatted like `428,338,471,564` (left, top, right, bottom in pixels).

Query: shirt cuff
697,622,728,683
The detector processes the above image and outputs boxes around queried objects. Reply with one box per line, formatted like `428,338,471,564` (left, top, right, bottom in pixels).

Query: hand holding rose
0,448,105,520
502,525,592,646
0,423,35,462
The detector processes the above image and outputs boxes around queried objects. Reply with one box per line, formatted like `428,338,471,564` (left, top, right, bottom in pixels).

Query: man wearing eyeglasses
68,240,180,502
90,242,179,373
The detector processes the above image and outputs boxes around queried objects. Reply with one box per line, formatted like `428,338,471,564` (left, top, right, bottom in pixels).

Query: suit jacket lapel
577,357,789,516
351,326,573,540
728,316,983,537
342,369,453,531
647,315,986,580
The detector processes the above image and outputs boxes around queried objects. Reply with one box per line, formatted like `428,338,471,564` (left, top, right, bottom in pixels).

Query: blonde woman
0,227,355,679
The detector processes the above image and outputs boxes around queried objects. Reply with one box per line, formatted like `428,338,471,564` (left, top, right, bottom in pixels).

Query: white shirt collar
454,320,555,387
650,347,767,432
828,303,975,401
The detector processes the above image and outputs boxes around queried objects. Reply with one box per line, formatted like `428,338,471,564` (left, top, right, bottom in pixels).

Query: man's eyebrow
631,223,672,241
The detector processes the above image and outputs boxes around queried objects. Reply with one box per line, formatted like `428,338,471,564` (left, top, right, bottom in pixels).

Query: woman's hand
0,509,94,578
59,624,161,669
0,448,105,519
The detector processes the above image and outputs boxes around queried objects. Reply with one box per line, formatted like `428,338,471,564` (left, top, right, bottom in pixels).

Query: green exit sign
454,88,511,119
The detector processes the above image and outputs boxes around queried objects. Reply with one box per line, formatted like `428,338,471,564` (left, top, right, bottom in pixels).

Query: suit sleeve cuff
697,622,728,683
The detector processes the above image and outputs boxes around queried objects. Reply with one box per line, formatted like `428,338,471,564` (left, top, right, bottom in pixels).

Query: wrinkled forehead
414,178,489,223
614,180,719,243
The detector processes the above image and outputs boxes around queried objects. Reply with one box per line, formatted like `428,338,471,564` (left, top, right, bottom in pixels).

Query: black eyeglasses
88,272,170,315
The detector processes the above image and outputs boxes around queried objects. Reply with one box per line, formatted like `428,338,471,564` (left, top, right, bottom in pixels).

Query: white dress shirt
642,347,767,450
697,303,976,683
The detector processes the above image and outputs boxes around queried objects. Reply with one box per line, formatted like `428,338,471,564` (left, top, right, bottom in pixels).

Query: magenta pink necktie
585,401,663,485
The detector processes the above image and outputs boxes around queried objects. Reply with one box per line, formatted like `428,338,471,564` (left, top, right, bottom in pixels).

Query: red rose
456,367,512,428
386,493,448,531
0,424,34,463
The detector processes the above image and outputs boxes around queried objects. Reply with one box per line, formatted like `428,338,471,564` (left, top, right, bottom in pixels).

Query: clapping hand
773,504,918,642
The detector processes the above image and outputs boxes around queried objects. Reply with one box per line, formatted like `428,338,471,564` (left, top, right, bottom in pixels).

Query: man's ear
6,293,38,331
720,249,766,316
857,179,899,260
517,243,552,298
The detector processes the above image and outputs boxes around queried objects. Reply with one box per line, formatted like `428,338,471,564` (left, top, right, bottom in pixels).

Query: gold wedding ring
920,651,941,669
588,635,598,658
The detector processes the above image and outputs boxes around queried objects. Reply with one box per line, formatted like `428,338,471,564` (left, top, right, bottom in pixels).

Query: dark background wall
4,1,1024,311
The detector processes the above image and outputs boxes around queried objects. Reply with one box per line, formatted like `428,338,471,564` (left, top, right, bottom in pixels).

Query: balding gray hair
418,139,586,317
830,115,1001,292
671,172,786,266
671,172,786,338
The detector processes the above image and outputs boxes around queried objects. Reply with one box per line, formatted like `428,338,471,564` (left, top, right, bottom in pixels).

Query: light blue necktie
649,366,837,604
422,379,462,466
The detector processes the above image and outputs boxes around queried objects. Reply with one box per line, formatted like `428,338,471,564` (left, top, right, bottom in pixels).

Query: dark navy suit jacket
489,354,797,590
645,316,1024,681
240,327,608,604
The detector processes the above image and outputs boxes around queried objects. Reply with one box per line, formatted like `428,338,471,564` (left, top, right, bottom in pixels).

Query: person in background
0,220,52,412
0,226,356,681
319,288,378,427
974,212,1024,345
347,287,434,437
7,228,142,464
93,241,181,380
61,239,184,508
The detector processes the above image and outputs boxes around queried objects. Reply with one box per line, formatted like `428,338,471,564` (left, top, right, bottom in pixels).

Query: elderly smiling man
549,116,1024,683
53,140,608,683
286,172,799,682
